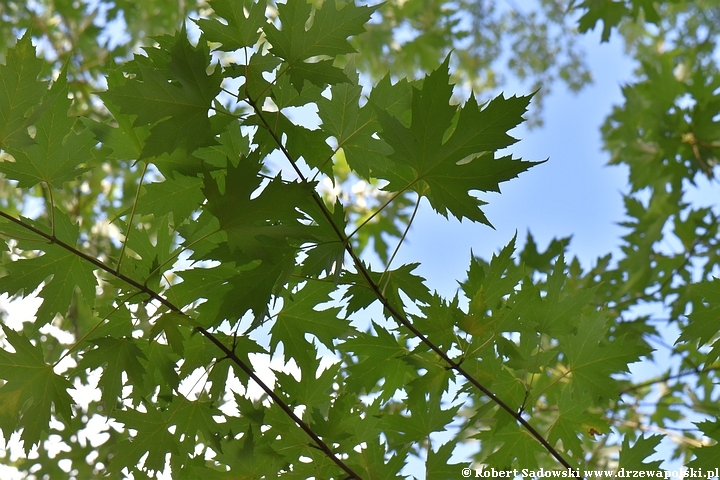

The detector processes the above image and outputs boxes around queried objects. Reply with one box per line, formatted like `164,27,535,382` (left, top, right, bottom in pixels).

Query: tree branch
246,97,582,478
0,209,363,480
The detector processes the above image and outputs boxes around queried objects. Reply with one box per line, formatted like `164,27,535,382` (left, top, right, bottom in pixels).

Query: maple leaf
374,57,539,224
101,27,222,158
76,336,147,412
562,313,651,400
79,100,148,162
461,235,524,334
617,435,663,471
509,255,598,336
217,250,297,321
546,388,596,455
169,398,226,454
318,70,394,179
193,123,250,169
343,263,432,315
299,198,347,280
342,324,415,399
382,395,459,444
202,152,314,262
411,294,463,350
195,0,267,51
475,422,546,468
115,218,173,292
0,31,48,150
426,441,465,479
678,279,720,346
0,210,97,328
238,51,283,101
110,407,181,474
149,312,198,356
142,342,181,401
264,0,378,90
271,281,352,365
3,3,702,476
251,111,335,177
0,72,95,188
577,0,632,42
0,325,73,450
170,264,235,317
688,420,720,469
135,173,205,225
276,357,340,408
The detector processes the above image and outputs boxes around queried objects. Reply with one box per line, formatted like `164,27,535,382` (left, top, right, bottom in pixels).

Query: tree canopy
0,0,719,478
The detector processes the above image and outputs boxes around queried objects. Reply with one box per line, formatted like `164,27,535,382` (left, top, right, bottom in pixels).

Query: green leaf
171,264,237,317
577,0,631,42
546,388,593,456
562,313,650,400
0,211,97,327
461,235,523,332
217,251,297,321
196,0,267,51
426,441,464,479
510,256,598,336
0,31,48,150
318,72,393,179
276,357,340,408
135,173,205,224
76,336,148,412
381,395,459,443
170,398,226,454
264,1,377,90
343,263,432,314
0,325,73,449
149,312,198,356
678,279,720,346
0,72,95,188
374,57,538,224
101,28,222,157
688,420,720,469
202,153,314,262
617,435,662,471
240,51,283,101
299,198,347,280
271,281,351,365
110,406,181,474
412,294,463,350
343,324,414,399
122,215,175,290
476,422,545,468
259,111,335,177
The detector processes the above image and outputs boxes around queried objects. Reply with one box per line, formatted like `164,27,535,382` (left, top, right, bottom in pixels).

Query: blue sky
390,28,709,471
392,30,635,297
0,7,702,476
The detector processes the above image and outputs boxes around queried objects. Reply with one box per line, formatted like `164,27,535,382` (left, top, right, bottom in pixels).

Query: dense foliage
0,0,719,478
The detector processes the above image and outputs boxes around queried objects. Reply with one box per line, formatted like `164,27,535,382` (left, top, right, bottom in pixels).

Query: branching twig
246,96,582,478
0,209,363,480
379,195,420,287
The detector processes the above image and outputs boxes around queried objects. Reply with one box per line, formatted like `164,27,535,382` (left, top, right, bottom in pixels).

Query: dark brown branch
0,209,363,480
246,98,582,478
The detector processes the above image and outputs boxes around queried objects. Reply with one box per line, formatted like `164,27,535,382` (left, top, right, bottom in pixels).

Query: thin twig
247,96,582,478
0,209,363,479
116,162,148,274
379,196,420,288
